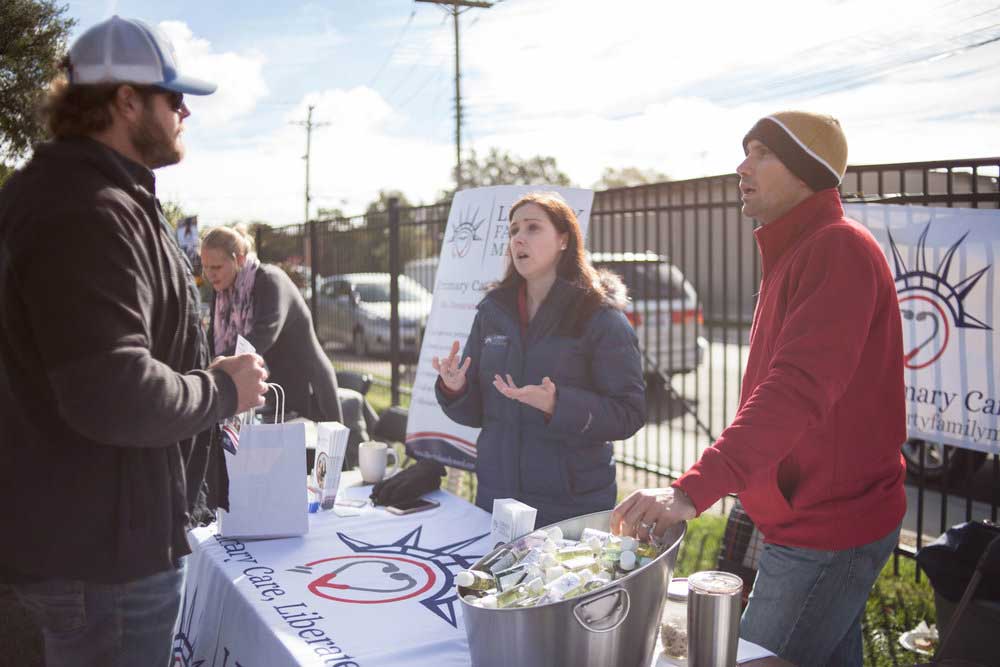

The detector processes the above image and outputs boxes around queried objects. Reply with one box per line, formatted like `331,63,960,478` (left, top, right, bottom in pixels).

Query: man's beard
130,108,183,169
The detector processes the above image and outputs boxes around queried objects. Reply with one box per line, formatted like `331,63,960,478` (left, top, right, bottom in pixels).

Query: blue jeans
740,525,900,667
14,563,185,667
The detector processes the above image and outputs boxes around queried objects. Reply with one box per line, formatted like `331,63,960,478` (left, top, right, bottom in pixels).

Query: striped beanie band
742,111,848,191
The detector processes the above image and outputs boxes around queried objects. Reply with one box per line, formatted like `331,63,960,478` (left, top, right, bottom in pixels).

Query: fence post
388,197,401,406
308,220,319,334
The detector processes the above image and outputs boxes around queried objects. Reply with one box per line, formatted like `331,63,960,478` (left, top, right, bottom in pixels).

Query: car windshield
355,280,424,303
599,263,686,300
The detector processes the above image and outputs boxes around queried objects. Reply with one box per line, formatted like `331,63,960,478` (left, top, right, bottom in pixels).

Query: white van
590,252,706,378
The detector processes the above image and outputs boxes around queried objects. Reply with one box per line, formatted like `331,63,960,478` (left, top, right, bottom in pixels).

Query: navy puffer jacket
436,274,646,526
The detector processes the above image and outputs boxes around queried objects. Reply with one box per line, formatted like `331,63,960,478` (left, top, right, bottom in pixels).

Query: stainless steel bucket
460,510,686,667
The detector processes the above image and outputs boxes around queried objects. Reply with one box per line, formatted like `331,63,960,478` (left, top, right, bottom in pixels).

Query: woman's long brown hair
494,191,607,323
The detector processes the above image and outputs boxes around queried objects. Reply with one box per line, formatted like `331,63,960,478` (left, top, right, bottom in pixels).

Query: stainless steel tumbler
687,570,743,667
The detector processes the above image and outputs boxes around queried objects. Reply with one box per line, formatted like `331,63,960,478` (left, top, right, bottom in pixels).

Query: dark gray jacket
436,275,645,525
209,263,342,424
0,138,237,583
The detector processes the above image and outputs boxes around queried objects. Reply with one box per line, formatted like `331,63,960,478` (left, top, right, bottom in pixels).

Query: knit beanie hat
742,111,848,191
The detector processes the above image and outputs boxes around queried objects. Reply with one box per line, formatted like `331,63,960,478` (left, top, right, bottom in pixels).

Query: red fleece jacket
674,189,907,550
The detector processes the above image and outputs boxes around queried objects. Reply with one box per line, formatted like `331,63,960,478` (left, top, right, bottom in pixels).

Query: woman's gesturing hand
432,340,471,392
493,374,557,415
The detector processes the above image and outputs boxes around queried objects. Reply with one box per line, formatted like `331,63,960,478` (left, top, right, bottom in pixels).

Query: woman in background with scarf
201,226,343,424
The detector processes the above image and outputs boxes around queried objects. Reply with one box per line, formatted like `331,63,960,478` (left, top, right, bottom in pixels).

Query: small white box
314,422,350,510
490,498,537,549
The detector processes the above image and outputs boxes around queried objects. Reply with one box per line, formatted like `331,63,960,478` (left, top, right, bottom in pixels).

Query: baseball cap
67,15,216,95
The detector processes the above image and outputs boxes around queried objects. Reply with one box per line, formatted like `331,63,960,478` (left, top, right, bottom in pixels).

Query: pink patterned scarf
213,254,261,355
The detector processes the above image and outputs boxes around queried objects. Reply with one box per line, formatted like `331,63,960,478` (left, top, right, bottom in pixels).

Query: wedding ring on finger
639,520,653,531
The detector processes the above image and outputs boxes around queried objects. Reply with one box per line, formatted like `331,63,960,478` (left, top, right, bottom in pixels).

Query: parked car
403,256,438,293
589,252,706,380
901,438,990,482
316,273,432,358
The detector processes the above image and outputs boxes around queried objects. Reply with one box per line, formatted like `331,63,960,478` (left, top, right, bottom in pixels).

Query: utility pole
415,0,493,192
292,105,331,224
291,105,330,283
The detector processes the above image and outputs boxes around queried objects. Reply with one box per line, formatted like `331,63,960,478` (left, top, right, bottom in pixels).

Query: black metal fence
257,157,1000,565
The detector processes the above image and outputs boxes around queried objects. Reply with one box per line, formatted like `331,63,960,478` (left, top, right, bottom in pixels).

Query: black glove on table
370,459,447,506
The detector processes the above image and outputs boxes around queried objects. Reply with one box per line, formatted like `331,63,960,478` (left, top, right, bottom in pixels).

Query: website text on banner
847,203,998,455
406,186,595,469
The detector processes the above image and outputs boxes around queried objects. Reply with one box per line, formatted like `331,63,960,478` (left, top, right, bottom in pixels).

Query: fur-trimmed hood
483,269,631,339
592,268,629,311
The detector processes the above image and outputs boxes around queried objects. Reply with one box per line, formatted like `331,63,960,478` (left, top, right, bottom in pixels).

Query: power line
394,70,446,109
415,0,495,191
368,2,418,88
459,4,1000,135
384,17,451,103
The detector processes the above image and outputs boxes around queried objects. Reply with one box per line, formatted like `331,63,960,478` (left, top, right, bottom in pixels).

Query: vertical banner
176,215,200,265
406,186,594,469
847,203,998,454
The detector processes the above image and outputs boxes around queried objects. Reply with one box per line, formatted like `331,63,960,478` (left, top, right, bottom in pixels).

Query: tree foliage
438,147,572,199
160,201,188,230
0,162,13,188
0,0,75,165
593,166,670,190
365,188,412,217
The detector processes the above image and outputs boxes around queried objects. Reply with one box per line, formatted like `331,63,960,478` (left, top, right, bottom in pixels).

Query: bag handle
267,383,285,423
237,383,286,425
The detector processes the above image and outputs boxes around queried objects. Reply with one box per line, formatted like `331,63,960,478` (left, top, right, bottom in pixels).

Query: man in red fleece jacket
612,111,906,667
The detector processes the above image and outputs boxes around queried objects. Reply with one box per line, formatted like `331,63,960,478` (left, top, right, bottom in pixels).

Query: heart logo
312,559,416,593
306,555,436,604
899,295,949,369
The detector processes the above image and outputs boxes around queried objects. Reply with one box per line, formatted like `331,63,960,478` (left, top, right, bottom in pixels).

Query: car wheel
901,439,989,482
902,439,948,479
352,328,367,357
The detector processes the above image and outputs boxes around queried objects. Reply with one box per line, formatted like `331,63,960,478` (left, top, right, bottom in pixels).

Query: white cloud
158,21,268,127
456,0,1000,184
151,2,1000,224
156,86,453,227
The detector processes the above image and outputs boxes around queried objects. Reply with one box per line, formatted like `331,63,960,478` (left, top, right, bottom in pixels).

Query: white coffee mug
359,441,399,484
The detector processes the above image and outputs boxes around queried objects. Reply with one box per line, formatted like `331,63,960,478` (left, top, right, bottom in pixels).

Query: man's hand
432,340,471,392
210,353,268,413
493,374,557,415
610,487,697,542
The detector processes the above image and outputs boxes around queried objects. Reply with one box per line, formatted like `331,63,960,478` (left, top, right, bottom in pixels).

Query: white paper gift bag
219,385,308,539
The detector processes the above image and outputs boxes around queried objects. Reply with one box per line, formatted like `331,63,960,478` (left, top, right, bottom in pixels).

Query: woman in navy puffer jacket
434,192,646,526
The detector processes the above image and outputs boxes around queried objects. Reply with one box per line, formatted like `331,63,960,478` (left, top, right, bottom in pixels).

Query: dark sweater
210,264,342,423
0,137,238,583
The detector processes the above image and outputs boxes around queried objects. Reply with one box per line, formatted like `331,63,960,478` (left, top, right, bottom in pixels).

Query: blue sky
63,0,1000,226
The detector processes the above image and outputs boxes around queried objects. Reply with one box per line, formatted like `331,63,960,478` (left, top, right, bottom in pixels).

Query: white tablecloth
171,479,777,667
172,484,493,667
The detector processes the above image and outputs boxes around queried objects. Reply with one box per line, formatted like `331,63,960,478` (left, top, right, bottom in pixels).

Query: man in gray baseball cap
0,16,268,667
